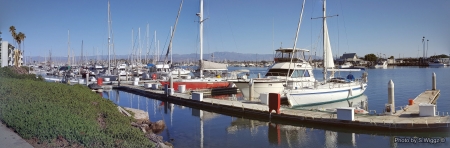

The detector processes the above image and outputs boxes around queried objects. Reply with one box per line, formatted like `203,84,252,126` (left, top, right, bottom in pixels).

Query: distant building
387,58,396,64
337,53,365,65
395,59,404,63
0,41,24,67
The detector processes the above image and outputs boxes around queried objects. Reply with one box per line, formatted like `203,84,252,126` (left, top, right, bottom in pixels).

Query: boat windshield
59,66,69,71
265,69,310,77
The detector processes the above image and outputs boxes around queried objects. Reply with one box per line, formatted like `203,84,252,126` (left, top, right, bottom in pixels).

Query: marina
95,66,450,147
2,0,450,147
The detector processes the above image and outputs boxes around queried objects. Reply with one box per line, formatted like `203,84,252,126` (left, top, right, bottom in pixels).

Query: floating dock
113,82,449,133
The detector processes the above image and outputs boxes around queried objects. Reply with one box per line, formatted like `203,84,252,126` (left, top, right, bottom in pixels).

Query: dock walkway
397,90,442,116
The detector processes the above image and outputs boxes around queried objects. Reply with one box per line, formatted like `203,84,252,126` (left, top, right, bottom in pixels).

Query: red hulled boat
159,79,230,91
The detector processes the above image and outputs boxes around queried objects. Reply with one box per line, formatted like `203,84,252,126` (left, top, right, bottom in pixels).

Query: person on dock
347,72,355,81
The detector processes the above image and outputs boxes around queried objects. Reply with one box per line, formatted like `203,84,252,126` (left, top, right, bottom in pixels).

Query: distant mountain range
27,51,320,64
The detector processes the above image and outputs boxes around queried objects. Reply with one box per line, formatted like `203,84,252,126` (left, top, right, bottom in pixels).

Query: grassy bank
0,67,153,147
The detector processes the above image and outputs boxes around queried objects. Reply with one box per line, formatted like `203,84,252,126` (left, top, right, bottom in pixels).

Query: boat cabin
118,64,127,70
149,61,171,73
273,48,309,63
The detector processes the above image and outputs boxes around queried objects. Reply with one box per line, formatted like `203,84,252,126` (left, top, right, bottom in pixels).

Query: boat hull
428,63,447,66
286,83,367,107
97,75,118,81
232,80,285,99
160,80,230,91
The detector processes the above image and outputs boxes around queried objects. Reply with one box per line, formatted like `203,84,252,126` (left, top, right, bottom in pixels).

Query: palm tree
9,26,17,47
18,32,26,65
13,32,25,67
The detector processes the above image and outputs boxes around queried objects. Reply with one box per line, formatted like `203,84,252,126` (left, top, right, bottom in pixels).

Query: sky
1,0,449,59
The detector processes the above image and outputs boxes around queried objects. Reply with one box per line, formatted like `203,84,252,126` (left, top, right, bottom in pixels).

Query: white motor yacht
228,48,315,100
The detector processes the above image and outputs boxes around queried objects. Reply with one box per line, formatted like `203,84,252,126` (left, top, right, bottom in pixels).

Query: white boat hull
428,63,447,66
286,83,367,107
339,65,352,69
232,80,285,99
373,65,387,68
170,69,191,75
299,94,368,111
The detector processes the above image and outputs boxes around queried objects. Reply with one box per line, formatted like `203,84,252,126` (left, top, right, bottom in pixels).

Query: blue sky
1,0,449,59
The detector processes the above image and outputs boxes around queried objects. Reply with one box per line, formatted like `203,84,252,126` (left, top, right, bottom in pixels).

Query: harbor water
100,66,449,148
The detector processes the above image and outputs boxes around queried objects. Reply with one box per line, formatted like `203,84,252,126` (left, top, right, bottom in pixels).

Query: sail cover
324,19,335,69
200,60,228,71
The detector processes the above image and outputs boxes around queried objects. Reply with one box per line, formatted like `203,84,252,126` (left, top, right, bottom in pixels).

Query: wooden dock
397,90,441,116
112,82,449,135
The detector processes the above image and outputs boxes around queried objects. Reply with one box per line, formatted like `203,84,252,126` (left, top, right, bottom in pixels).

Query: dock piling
432,72,436,90
164,84,168,96
170,76,173,89
249,79,254,101
387,80,395,114
86,73,89,86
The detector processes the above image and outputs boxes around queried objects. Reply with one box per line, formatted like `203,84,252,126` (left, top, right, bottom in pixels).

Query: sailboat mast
322,0,327,81
132,28,134,65
147,23,149,64
199,0,204,79
107,0,111,75
154,31,157,62
81,40,83,65
157,40,160,62
170,26,173,65
68,30,70,65
139,27,141,65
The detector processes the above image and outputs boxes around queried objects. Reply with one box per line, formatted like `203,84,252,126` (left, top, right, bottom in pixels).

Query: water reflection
102,90,449,148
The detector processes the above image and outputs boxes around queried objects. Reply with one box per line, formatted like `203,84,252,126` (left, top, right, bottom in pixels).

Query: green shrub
0,66,43,81
0,78,154,147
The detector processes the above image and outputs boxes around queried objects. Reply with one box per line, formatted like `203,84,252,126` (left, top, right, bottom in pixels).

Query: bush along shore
0,66,171,147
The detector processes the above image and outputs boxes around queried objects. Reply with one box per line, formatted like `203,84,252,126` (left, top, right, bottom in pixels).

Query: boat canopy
200,60,228,71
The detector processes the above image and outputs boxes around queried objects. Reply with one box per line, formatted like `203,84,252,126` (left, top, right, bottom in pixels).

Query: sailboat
97,0,118,81
285,0,368,107
159,0,230,91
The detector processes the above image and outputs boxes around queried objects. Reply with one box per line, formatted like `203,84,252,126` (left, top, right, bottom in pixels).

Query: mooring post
86,73,89,86
388,79,395,114
164,84,169,96
258,73,261,78
169,76,173,89
118,72,121,86
126,66,129,81
432,72,436,90
249,79,254,101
